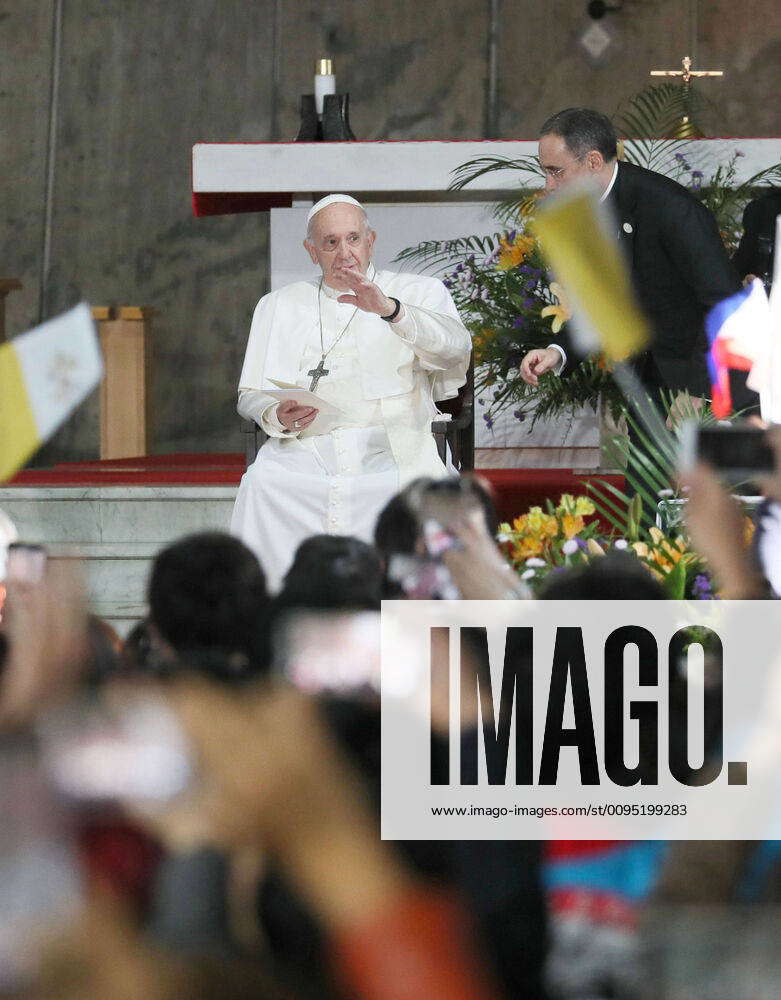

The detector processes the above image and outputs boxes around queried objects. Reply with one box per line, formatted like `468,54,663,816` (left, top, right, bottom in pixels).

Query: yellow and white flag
532,181,649,361
0,303,102,482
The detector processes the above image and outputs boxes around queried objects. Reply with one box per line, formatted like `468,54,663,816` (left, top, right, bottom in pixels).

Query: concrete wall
2,0,780,462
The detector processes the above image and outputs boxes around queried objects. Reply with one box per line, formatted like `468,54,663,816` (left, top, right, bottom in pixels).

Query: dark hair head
83,615,122,685
276,535,383,613
539,107,618,162
374,474,498,561
147,532,270,681
539,551,664,601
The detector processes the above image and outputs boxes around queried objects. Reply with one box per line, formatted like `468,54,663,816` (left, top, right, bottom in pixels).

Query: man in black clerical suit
733,188,781,287
520,107,742,401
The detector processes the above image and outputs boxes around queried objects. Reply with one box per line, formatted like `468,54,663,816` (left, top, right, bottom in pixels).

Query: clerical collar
322,263,377,299
601,162,619,202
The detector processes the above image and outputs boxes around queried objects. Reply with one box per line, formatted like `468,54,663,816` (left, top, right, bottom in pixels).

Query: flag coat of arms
0,304,103,481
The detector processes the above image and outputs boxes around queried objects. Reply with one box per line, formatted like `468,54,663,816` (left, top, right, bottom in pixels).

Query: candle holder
295,93,356,141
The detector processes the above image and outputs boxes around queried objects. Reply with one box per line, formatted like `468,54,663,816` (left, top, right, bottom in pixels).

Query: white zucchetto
306,193,365,224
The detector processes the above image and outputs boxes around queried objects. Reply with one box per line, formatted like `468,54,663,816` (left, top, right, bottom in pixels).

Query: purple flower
522,297,535,308
508,230,517,242
690,172,703,190
478,398,485,406
575,538,588,551
455,263,464,273
524,278,537,291
483,413,494,429
513,409,526,422
692,574,714,600
512,315,525,328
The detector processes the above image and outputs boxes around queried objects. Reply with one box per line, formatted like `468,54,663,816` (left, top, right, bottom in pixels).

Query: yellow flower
540,281,572,334
512,515,528,533
562,514,585,539
587,539,605,557
541,514,559,538
632,542,649,558
526,506,546,532
557,493,576,513
497,233,535,271
574,496,595,517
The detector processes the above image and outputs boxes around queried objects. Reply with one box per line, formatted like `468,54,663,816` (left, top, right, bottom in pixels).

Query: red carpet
9,455,625,524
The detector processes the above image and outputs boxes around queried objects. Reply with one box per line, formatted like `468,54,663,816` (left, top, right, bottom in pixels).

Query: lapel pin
622,222,633,234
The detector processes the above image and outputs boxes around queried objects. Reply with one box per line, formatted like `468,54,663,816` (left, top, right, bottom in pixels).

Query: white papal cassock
230,264,471,590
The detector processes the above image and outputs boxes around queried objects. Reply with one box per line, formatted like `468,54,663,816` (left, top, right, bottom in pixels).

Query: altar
192,137,781,470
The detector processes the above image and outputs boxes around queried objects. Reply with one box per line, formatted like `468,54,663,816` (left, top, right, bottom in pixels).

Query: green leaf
662,558,688,600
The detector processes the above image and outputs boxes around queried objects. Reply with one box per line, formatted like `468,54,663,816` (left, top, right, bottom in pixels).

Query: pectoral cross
307,356,330,392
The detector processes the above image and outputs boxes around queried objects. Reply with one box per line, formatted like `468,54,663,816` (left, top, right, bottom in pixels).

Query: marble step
0,486,240,638
0,486,237,545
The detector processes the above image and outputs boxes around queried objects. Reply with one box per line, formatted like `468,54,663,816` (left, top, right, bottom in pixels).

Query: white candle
314,58,335,117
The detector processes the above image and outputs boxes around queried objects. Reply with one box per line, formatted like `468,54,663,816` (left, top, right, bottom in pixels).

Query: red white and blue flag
705,278,772,418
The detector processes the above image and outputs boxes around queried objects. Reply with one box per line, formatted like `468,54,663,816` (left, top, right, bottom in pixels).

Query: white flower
525,557,546,567
497,533,510,543
561,539,579,556
521,569,536,580
614,538,628,550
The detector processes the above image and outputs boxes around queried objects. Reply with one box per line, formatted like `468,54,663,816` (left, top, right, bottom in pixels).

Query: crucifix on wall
650,55,724,137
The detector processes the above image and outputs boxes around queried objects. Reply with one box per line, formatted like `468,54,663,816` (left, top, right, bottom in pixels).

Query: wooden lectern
92,306,154,460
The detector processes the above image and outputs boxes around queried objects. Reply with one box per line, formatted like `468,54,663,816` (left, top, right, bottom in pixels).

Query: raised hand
333,265,397,317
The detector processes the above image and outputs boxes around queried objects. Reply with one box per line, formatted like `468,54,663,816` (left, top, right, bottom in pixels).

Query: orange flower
596,353,613,372
472,327,495,364
497,234,535,271
561,513,585,539
512,535,544,560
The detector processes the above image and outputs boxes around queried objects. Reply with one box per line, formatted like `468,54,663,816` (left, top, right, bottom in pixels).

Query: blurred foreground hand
0,560,89,728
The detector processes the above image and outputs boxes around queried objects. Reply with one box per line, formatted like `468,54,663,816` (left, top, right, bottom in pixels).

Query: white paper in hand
266,378,346,435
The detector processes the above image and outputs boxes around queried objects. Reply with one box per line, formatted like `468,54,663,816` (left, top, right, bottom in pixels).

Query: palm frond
393,233,501,273
616,82,705,140
449,155,542,192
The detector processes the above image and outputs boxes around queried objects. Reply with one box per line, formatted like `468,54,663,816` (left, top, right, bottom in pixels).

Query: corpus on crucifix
650,55,724,137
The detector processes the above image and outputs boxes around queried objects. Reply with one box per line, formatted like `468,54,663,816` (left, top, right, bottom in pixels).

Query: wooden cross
307,356,330,392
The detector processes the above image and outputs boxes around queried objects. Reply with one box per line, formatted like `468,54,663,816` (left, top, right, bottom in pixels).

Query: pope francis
230,194,472,590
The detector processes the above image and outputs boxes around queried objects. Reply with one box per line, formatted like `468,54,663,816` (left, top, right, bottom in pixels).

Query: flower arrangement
498,494,601,568
500,491,756,600
397,216,624,429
